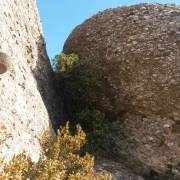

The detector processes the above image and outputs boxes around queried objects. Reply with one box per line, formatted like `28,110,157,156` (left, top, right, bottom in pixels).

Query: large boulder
63,3,180,179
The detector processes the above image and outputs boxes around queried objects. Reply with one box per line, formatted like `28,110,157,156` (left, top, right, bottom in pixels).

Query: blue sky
37,0,179,60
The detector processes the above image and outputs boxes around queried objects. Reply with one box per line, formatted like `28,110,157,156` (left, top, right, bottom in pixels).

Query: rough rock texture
95,158,144,180
63,3,180,179
0,0,59,164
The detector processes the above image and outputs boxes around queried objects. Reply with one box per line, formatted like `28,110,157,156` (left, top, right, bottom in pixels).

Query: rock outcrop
95,158,144,180
0,0,59,164
63,3,180,179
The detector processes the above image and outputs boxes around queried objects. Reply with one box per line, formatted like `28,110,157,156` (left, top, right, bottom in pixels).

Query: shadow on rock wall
32,34,62,130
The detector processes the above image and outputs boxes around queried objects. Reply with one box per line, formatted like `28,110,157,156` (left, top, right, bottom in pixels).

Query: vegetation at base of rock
77,110,112,156
0,123,111,180
55,53,105,118
55,53,113,155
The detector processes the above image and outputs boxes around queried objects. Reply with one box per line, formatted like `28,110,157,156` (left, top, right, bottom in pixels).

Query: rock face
63,3,180,179
0,0,59,164
95,158,144,180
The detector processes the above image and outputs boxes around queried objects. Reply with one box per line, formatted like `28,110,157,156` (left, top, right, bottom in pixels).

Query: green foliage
55,53,113,156
0,123,111,180
55,53,79,73
56,53,105,118
77,110,112,156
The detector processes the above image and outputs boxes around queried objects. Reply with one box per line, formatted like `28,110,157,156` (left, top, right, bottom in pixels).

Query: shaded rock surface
0,0,60,164
95,158,144,180
63,3,180,179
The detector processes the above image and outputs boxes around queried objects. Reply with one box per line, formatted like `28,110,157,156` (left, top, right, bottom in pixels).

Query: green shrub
0,123,111,180
55,53,113,156
77,110,112,156
55,53,79,73
55,53,105,118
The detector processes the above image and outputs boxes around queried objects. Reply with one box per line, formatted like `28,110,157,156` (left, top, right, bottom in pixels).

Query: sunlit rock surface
0,0,59,164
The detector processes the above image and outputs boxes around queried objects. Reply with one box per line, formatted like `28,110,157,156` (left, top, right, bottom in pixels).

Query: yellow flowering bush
0,123,111,180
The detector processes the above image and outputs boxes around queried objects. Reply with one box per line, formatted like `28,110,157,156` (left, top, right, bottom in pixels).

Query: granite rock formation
63,3,180,179
0,0,59,164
